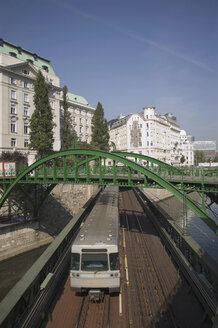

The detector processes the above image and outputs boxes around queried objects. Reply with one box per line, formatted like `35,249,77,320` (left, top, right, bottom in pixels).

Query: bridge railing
0,160,218,183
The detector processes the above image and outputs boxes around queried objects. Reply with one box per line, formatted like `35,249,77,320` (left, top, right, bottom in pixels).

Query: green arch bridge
0,149,218,234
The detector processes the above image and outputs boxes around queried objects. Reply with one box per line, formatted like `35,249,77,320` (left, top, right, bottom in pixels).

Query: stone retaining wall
141,188,173,202
0,184,98,261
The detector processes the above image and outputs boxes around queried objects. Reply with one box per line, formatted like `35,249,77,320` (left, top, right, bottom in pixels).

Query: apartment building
0,39,95,163
180,130,194,166
60,91,95,144
192,140,216,161
109,105,193,166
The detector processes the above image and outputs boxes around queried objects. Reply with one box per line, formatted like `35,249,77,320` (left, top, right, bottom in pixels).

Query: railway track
120,189,177,327
119,188,212,328
75,294,110,328
43,188,213,328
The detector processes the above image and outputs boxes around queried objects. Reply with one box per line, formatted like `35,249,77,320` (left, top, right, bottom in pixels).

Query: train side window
109,253,119,270
71,253,80,270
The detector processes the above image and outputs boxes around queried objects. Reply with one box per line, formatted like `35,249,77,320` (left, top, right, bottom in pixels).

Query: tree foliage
91,102,109,151
29,70,54,158
194,150,206,165
61,85,76,150
180,154,186,164
0,151,28,169
213,155,218,162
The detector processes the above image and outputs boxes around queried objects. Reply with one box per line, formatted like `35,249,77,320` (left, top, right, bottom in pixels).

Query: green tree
213,155,218,162
0,151,28,170
91,102,109,151
194,150,206,165
29,70,54,158
180,154,186,165
61,86,77,150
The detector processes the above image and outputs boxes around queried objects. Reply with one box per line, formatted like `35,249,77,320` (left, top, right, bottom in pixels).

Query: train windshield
81,253,108,271
109,253,119,270
71,253,80,270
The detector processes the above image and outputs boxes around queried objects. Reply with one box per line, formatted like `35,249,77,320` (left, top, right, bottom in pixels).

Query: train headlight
110,273,114,277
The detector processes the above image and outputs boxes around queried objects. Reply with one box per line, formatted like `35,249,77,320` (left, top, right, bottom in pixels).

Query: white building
0,39,95,163
60,92,95,144
192,140,216,161
109,105,191,166
179,130,194,166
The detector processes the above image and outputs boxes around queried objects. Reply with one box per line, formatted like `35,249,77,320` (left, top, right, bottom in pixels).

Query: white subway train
70,186,120,301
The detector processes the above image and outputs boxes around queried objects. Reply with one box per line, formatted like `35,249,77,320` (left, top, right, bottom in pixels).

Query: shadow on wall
38,184,98,237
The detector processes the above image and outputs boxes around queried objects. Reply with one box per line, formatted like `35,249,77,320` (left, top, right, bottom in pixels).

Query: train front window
109,253,119,270
71,253,80,270
81,253,108,271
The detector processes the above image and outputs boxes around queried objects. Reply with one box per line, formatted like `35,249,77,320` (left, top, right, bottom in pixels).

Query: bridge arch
111,151,183,174
0,149,217,234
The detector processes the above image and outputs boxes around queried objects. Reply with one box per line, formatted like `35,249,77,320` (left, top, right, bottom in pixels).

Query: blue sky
1,0,218,145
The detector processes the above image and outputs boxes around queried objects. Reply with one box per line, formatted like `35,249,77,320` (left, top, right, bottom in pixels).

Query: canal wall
141,188,173,202
0,184,98,261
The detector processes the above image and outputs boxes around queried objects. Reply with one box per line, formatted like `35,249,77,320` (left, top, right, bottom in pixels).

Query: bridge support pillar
201,191,206,212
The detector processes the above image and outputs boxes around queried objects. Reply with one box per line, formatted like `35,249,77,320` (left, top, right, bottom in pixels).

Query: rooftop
60,91,92,107
0,38,55,75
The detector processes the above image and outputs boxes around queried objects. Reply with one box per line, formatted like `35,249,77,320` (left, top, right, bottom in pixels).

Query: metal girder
112,150,183,174
0,149,218,234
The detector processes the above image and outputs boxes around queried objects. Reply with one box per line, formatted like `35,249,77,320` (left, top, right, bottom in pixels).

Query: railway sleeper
88,290,104,303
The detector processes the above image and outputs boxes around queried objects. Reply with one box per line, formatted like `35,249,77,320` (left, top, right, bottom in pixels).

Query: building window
11,104,16,114
42,65,48,72
24,107,29,116
10,77,16,85
24,93,29,102
24,122,29,134
80,126,82,133
9,52,17,58
11,90,16,99
139,142,142,147
24,81,29,89
10,120,16,133
151,141,153,146
11,138,16,147
22,69,29,75
24,139,29,148
50,101,54,109
147,141,149,146
147,132,149,136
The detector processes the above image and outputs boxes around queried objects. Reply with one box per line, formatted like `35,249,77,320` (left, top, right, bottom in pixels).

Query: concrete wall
0,219,52,261
141,188,173,202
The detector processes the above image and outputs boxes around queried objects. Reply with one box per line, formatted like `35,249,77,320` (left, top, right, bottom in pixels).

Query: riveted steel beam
0,149,217,234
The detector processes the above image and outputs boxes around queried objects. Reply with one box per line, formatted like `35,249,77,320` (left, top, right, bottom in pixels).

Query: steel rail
134,188,217,321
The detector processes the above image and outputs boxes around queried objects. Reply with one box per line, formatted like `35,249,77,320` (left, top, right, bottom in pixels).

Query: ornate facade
0,39,95,163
